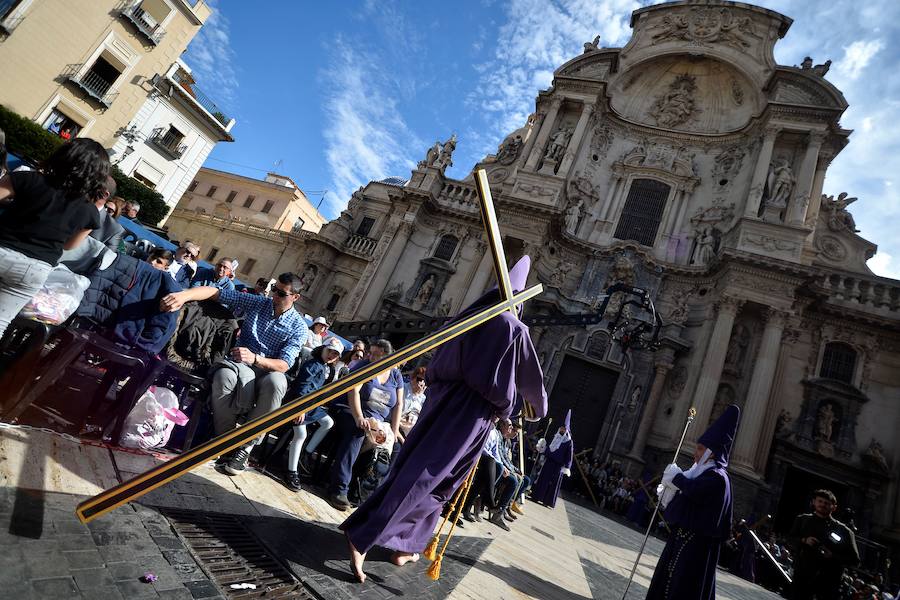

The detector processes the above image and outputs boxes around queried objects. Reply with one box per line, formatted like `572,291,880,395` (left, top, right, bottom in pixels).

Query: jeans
328,408,366,496
496,471,520,510
0,247,53,339
210,361,288,449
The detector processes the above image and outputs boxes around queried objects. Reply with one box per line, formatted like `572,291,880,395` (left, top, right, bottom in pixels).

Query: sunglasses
271,288,297,298
414,377,425,383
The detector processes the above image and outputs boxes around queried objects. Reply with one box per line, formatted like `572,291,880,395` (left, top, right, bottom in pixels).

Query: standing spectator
168,241,200,287
192,257,236,292
283,337,343,491
0,138,106,337
327,339,404,511
788,489,860,600
161,272,309,476
123,200,141,222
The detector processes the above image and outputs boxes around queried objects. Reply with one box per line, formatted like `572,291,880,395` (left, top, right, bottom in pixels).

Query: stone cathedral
293,2,900,552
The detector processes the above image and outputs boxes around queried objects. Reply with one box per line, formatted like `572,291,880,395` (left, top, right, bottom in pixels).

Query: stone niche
609,55,757,134
791,378,869,461
400,257,456,315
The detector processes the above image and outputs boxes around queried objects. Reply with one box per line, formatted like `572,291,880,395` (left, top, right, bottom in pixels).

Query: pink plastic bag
119,386,184,450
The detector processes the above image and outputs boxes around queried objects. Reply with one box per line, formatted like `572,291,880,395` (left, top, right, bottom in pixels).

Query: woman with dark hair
0,138,108,337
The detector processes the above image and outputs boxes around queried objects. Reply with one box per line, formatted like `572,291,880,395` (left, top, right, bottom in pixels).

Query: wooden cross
76,169,543,523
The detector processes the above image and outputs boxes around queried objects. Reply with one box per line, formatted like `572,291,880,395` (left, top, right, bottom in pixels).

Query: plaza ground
0,426,783,599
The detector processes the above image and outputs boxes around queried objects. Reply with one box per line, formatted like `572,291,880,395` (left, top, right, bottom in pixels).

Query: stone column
519,112,545,167
354,220,414,318
731,308,787,475
557,103,594,176
661,188,685,238
460,242,493,307
599,169,624,221
745,126,780,218
787,132,825,226
525,97,563,171
629,351,675,461
689,296,743,439
804,154,831,228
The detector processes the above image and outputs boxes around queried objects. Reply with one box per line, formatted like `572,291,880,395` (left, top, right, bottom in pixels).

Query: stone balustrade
170,208,311,243
344,233,377,257
818,272,900,313
437,182,480,213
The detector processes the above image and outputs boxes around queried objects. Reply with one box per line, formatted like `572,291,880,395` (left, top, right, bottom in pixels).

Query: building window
149,125,186,158
205,246,219,262
206,185,217,198
132,171,157,190
356,216,376,237
122,0,171,45
819,342,857,384
326,293,341,311
71,53,123,106
261,200,275,214
613,178,671,246
243,195,255,208
225,190,237,203
434,234,458,261
42,108,82,140
292,218,305,233
188,180,198,192
242,258,256,275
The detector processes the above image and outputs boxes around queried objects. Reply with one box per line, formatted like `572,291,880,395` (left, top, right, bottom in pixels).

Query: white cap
313,316,329,326
323,337,343,353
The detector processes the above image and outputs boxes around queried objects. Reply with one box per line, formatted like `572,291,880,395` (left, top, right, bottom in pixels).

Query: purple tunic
646,468,733,600
530,438,573,508
340,292,547,553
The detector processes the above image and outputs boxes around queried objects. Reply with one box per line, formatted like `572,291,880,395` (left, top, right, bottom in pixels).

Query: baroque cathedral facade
292,1,900,549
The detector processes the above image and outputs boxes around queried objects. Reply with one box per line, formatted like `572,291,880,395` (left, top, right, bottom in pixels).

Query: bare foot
346,533,367,583
390,551,420,567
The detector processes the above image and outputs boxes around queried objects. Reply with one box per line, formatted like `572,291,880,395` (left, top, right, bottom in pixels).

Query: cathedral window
326,293,341,311
434,235,458,261
819,342,857,384
356,216,375,237
613,178,671,247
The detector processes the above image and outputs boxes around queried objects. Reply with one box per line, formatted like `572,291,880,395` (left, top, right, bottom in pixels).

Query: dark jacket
90,210,125,252
77,253,180,354
165,300,238,373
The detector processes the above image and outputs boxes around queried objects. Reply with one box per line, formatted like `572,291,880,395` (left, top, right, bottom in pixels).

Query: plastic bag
19,265,90,325
119,386,188,450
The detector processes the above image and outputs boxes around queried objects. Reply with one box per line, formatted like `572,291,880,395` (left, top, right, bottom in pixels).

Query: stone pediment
556,51,617,81
767,69,848,111
608,55,759,134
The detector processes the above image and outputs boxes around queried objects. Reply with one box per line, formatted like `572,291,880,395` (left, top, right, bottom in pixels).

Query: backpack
354,447,392,503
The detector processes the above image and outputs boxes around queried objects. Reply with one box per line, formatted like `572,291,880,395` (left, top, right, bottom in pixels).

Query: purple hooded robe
531,409,573,508
646,404,740,600
340,256,548,553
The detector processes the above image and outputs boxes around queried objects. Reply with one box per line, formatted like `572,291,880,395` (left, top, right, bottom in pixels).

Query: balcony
149,128,187,159
344,233,377,257
121,5,165,45
171,69,231,127
68,70,118,107
0,0,25,34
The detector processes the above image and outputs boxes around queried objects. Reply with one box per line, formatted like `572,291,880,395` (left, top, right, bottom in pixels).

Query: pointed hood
697,405,741,468
562,409,572,432
456,255,532,319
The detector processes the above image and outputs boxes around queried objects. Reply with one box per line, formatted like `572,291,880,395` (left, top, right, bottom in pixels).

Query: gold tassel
423,534,439,562
426,555,442,580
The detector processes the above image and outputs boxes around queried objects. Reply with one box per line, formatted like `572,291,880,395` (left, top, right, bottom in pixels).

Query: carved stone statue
413,274,436,311
694,227,717,266
651,74,697,128
812,60,832,77
564,198,583,234
774,409,793,436
800,56,813,70
724,324,749,371
815,402,837,442
583,35,600,53
548,260,573,287
629,385,642,409
863,439,889,472
384,281,404,300
495,134,523,165
823,192,859,232
765,158,795,209
418,142,440,169
435,134,457,172
544,127,572,164
436,297,452,317
299,264,318,292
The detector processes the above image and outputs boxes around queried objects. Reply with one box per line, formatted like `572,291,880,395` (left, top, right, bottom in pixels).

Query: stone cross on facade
75,169,543,523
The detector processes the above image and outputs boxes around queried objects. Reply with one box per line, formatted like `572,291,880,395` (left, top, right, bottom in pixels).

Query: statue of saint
565,198,583,234
413,274,436,310
815,403,837,442
544,128,572,163
695,227,717,266
765,158,795,208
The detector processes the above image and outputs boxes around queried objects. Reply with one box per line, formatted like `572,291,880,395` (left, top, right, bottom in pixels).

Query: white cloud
184,0,239,103
835,39,885,80
868,251,900,280
322,39,421,217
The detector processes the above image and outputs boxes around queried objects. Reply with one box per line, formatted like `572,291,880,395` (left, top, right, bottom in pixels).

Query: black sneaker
327,494,352,511
489,511,511,532
284,471,302,492
298,451,316,476
223,448,250,476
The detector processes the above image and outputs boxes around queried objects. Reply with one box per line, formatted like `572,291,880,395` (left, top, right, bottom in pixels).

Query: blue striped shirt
218,289,307,365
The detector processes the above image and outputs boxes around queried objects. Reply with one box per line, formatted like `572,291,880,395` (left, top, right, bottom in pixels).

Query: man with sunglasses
161,272,309,475
168,241,201,287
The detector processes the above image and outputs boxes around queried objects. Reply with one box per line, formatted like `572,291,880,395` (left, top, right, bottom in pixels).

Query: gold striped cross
76,169,543,522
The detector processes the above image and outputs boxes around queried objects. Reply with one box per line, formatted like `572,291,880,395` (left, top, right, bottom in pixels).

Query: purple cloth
530,437,573,508
340,256,547,554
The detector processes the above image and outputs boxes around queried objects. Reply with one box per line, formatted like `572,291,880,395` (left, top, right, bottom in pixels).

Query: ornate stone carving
800,56,832,77
564,197,584,235
650,7,758,49
516,182,557,199
485,131,524,167
436,297,453,316
662,284,695,325
435,134,457,173
544,127,573,164
418,142,440,169
731,78,744,105
693,226,718,266
548,259,574,287
822,192,859,232
583,35,600,53
862,439,889,472
815,235,848,261
815,401,837,443
590,124,613,159
763,157,795,211
383,281,405,301
412,274,436,311
774,409,793,436
650,74,698,128
724,323,750,373
744,234,799,253
715,295,744,316
712,145,745,189
299,264,318,293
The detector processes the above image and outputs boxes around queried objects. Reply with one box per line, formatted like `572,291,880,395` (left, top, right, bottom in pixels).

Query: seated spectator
249,277,271,296
147,248,174,271
104,196,123,219
303,316,329,352
463,419,505,527
89,177,125,252
284,337,344,492
123,200,141,223
327,339,404,511
161,272,309,476
168,241,200,287
0,138,106,338
192,257,236,292
330,349,358,383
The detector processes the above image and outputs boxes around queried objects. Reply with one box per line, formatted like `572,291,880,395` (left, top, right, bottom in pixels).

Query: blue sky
184,0,900,279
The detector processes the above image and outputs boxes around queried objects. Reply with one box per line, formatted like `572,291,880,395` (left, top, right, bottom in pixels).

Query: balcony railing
344,233,377,257
68,70,118,107
818,272,900,314
171,70,231,127
121,6,165,45
149,128,187,159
